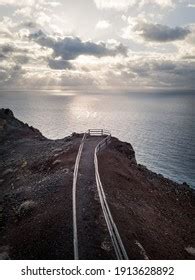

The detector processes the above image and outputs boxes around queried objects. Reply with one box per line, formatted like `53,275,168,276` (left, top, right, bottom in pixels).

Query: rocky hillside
0,108,194,260
0,108,81,259
0,109,44,142
98,140,194,259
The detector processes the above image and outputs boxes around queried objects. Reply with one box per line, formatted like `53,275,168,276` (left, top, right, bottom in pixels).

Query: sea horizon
0,89,194,188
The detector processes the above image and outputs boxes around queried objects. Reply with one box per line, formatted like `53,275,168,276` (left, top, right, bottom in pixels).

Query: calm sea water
0,90,194,187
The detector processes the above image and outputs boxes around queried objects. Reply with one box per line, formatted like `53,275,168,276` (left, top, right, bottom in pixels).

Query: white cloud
0,0,37,7
0,0,194,90
0,17,17,40
0,24,12,38
94,0,174,10
121,15,127,22
175,24,195,59
0,0,60,7
0,0,18,5
14,7,32,17
139,0,174,9
1,48,195,89
96,20,111,29
94,0,136,11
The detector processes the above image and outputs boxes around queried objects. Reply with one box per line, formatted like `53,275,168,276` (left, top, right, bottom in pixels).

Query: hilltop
0,108,194,260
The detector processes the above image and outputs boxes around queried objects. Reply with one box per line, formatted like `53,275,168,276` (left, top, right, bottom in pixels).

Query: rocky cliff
0,109,194,260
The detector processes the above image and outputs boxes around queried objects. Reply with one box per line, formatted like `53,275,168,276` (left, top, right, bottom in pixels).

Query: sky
0,0,195,91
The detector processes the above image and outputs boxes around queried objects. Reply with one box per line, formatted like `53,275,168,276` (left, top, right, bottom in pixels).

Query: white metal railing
88,129,111,153
72,129,128,260
72,133,86,260
94,131,129,260
88,129,104,136
88,129,111,136
96,134,111,153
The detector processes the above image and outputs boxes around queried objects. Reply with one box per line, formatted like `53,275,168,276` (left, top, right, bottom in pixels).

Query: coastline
0,108,194,260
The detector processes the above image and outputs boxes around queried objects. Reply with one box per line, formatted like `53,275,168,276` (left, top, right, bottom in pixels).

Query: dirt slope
0,108,194,260
98,138,194,259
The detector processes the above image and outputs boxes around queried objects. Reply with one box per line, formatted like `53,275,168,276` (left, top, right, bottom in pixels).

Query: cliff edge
0,109,194,260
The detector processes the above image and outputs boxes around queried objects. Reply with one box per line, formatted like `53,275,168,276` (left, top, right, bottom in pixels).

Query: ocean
0,90,194,187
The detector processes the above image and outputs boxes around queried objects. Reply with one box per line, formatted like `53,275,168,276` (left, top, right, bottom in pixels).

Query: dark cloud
29,30,56,49
48,59,73,70
14,55,29,64
0,53,6,60
182,55,195,60
131,60,195,88
52,37,127,60
134,22,190,42
0,43,28,56
0,68,7,81
112,59,195,89
151,61,176,71
0,64,25,86
0,44,15,54
29,30,127,60
0,43,29,64
0,44,14,61
21,21,37,29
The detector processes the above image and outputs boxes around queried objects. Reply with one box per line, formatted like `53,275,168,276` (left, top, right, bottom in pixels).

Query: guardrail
88,129,104,136
94,131,129,260
72,133,86,260
88,129,111,153
72,129,128,260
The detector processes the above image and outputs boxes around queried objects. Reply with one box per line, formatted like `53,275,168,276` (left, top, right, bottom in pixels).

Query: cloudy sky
0,0,195,90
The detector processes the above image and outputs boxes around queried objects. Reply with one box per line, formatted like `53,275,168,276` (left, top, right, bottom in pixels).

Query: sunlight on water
48,91,76,96
0,90,194,187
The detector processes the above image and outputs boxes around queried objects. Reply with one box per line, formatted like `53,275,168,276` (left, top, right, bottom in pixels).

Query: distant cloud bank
0,0,195,90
